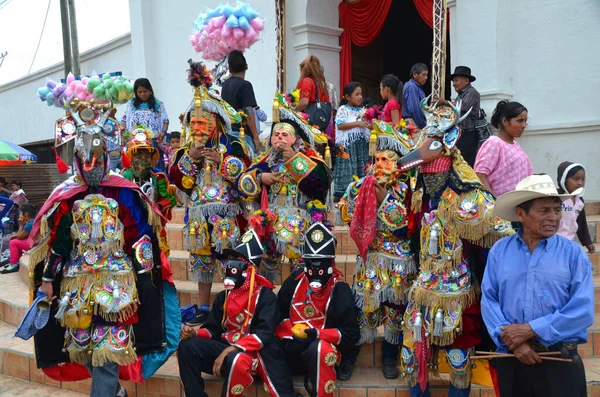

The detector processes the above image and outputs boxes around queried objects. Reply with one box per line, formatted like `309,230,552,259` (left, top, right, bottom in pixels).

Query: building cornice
291,23,343,38
524,120,600,137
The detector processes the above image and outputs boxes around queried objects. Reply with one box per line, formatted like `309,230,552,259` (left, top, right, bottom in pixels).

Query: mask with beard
373,150,400,185
132,158,152,179
81,160,106,187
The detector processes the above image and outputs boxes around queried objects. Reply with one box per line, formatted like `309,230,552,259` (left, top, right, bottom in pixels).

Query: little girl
380,74,404,126
333,82,371,199
557,161,595,253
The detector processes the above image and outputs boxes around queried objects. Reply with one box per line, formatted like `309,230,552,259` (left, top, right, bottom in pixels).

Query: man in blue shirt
403,63,428,129
482,174,592,397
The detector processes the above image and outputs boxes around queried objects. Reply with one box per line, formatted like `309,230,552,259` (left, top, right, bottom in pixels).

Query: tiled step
0,374,86,397
586,214,600,244
3,316,600,397
585,200,600,216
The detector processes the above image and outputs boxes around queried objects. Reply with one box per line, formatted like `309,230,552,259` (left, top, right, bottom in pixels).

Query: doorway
351,0,451,105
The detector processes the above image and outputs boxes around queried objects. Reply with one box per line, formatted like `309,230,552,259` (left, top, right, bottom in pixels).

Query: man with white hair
481,174,593,397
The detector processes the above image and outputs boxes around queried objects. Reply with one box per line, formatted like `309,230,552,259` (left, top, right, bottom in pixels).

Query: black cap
223,229,264,267
303,222,336,259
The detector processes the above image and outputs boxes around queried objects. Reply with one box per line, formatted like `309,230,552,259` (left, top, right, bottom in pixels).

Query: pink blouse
474,136,533,197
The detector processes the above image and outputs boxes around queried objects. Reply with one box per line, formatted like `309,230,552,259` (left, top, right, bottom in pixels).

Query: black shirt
221,76,257,112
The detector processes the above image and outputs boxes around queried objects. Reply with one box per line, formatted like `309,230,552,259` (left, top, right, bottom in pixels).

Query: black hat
223,229,264,267
449,66,476,82
303,222,336,259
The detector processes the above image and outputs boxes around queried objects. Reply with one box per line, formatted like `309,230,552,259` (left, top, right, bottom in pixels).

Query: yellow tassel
181,124,186,146
292,225,300,247
272,99,280,123
221,229,228,248
325,145,332,168
369,131,377,156
239,127,245,141
205,162,212,185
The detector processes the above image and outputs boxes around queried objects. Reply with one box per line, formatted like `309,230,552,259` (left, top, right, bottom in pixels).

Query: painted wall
450,0,600,198
0,35,133,145
128,0,279,134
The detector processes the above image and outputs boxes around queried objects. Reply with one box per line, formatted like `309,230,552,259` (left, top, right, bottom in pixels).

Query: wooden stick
472,354,572,362
475,351,561,357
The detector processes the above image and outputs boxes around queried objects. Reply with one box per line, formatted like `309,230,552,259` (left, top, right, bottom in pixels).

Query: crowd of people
16,49,595,397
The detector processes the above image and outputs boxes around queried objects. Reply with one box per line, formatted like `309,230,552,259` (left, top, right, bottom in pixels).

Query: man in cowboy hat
438,66,486,167
481,174,593,397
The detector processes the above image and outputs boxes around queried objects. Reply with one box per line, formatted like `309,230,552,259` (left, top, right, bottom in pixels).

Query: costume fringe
365,253,416,273
189,268,216,283
68,349,91,365
77,238,124,257
449,365,472,390
437,199,491,244
408,287,477,314
358,327,378,345
382,287,408,306
334,208,344,227
354,291,380,313
91,345,137,368
188,203,242,220
202,99,232,132
384,326,403,345
260,267,280,284
418,246,463,274
411,187,423,213
377,137,410,156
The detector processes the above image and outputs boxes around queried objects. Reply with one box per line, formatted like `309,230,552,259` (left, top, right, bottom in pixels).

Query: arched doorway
351,0,451,104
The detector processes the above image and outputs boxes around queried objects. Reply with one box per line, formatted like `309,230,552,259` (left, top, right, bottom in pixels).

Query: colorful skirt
333,136,370,197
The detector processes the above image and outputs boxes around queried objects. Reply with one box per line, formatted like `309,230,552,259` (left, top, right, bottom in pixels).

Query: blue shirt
403,79,426,128
481,232,593,352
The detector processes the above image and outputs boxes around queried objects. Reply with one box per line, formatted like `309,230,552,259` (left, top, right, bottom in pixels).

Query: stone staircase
0,202,599,396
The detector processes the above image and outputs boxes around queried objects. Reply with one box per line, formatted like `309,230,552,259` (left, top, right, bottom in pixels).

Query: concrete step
0,319,503,397
0,374,87,397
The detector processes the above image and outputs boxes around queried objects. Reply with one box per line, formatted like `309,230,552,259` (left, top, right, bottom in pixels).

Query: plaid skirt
333,136,370,197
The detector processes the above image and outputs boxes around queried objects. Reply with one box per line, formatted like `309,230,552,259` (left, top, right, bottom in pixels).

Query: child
380,74,404,126
1,203,35,274
557,162,595,253
333,82,371,199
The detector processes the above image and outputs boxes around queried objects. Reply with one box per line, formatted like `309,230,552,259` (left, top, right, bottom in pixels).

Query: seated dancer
236,93,332,282
276,222,360,396
336,120,417,380
178,230,295,397
170,61,251,325
397,97,513,396
29,96,179,396
121,125,177,220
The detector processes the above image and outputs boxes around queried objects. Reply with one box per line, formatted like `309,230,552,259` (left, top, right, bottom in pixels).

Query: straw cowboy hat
494,174,583,222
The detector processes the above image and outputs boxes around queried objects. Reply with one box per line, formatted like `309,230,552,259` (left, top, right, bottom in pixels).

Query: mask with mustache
373,150,400,184
132,158,152,179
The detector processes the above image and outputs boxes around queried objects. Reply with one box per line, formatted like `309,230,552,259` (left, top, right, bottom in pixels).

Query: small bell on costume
292,225,300,247
429,224,440,255
55,292,72,320
325,145,332,168
189,222,197,236
413,312,423,342
434,308,444,337
239,127,245,140
205,161,212,185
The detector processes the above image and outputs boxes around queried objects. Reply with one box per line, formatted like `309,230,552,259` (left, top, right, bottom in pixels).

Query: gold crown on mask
55,99,120,147
125,126,159,164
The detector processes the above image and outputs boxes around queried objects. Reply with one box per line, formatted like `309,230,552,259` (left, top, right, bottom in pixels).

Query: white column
448,0,512,113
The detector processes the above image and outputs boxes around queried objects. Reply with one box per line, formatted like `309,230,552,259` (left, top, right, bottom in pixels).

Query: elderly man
482,174,593,397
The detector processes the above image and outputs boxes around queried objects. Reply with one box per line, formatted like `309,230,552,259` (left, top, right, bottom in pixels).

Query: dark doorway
351,0,451,105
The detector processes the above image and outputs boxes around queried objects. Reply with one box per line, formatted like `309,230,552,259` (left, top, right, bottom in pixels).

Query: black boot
336,361,354,381
381,359,399,379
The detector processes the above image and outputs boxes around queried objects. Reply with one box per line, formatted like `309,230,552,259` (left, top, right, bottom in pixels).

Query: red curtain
339,0,393,89
413,0,450,29
339,0,450,89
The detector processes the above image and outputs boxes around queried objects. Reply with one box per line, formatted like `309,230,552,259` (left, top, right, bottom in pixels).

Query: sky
0,0,130,84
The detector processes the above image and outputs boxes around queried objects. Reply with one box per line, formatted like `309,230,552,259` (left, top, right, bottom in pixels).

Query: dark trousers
495,348,586,397
178,337,295,397
456,129,479,168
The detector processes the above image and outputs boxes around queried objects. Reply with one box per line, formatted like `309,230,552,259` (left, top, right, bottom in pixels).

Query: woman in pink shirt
474,100,533,197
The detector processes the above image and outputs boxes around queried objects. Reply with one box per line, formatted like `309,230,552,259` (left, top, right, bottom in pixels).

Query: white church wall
128,0,279,132
0,35,133,145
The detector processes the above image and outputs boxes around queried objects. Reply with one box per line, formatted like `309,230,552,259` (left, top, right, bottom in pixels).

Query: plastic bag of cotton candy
37,72,135,107
190,1,265,62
